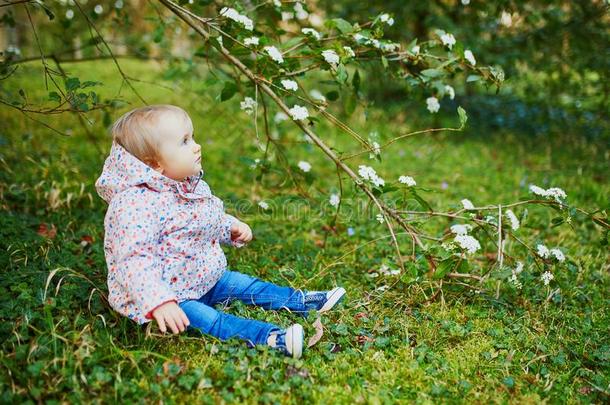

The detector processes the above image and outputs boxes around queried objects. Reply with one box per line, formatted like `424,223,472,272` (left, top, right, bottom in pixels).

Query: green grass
0,60,608,403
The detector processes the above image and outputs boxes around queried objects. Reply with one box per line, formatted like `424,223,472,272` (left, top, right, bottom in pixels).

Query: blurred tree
320,0,609,138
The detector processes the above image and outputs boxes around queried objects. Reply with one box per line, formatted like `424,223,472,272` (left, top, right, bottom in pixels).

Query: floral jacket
95,142,237,324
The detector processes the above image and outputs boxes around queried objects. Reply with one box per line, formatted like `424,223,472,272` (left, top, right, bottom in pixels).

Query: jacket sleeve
219,213,238,245
107,190,177,320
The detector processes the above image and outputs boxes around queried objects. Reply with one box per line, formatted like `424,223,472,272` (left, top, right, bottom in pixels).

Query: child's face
155,111,202,181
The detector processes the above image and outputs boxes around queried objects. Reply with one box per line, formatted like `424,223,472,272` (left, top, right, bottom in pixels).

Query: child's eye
183,137,189,145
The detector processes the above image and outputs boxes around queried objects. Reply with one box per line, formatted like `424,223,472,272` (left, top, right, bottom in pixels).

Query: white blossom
411,45,420,55
454,234,481,254
510,273,523,289
114,0,124,8
398,175,416,186
444,85,455,100
281,11,294,21
550,248,565,263
293,2,309,20
545,187,567,203
288,105,309,120
240,97,257,115
529,184,547,196
370,142,381,157
464,50,477,66
250,158,262,170
541,271,554,286
322,49,340,67
450,224,472,235
309,89,326,102
258,201,269,210
297,161,311,172
281,79,298,91
536,244,550,259
461,0,470,4
220,7,254,31
274,112,288,123
426,97,440,113
343,46,355,58
264,46,284,63
440,33,456,49
329,194,340,207
216,36,223,46
244,36,259,46
529,184,567,203
353,33,368,42
379,264,400,276
514,261,524,274
380,42,399,52
273,0,281,7
301,28,321,40
65,9,74,19
500,11,513,27
376,213,385,223
358,165,385,187
461,198,475,210
379,14,394,26
94,4,103,14
505,209,520,231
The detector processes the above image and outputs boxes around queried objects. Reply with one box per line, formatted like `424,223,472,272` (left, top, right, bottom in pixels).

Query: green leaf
48,91,61,103
81,80,101,88
466,75,481,83
409,189,432,211
336,64,348,84
326,90,339,101
220,81,237,101
433,258,456,279
421,69,444,78
330,18,354,34
458,106,468,128
344,94,357,116
65,77,80,91
381,55,388,69
551,217,564,227
352,69,361,93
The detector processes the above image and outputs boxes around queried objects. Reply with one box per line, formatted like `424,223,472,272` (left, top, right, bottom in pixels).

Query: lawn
0,59,608,403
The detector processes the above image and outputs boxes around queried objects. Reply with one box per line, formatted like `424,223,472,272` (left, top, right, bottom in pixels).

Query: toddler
95,105,345,358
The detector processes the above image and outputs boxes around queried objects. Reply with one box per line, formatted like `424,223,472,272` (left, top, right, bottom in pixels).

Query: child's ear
145,158,164,174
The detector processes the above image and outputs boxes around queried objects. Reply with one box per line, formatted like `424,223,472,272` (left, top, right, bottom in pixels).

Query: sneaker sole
286,324,304,359
319,287,346,313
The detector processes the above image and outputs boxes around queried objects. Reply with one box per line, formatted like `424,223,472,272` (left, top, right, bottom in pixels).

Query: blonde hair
111,104,192,165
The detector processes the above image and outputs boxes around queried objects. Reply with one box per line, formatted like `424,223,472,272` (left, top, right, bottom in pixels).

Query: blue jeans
179,270,307,346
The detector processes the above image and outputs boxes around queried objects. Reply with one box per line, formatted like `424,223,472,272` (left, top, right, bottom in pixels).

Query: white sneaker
268,324,304,359
303,287,347,313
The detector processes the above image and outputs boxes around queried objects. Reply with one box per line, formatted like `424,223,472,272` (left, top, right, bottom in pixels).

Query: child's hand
230,221,253,245
151,301,190,334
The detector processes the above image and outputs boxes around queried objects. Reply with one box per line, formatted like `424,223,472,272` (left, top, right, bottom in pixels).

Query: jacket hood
95,142,207,203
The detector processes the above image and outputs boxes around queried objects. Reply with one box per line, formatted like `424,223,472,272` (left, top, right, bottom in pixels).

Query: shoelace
304,292,326,303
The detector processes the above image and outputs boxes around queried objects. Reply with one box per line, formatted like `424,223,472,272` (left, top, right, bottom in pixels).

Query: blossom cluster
220,7,254,31
536,244,565,262
240,97,257,114
529,184,567,203
505,209,520,231
398,175,416,187
358,165,385,187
